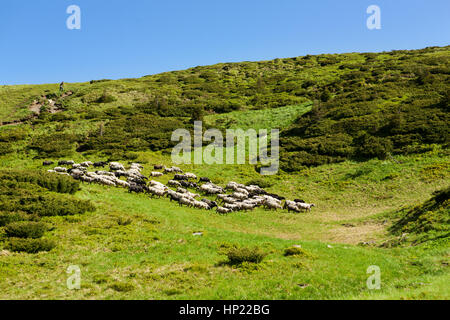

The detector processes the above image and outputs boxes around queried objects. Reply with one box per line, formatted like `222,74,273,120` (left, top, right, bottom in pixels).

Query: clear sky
1,0,449,85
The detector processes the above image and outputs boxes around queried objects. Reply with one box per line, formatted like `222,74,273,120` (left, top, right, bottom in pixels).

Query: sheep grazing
43,161,54,166
70,169,85,179
264,199,282,210
130,163,143,170
223,203,240,211
58,160,75,166
150,171,163,177
226,181,246,191
174,174,188,181
148,187,166,198
244,185,264,194
80,176,95,184
115,180,130,188
93,161,108,168
240,201,257,211
176,187,188,194
128,183,145,193
179,197,194,207
192,200,210,210
109,162,125,171
216,206,232,214
179,180,190,188
216,194,229,201
96,171,116,177
53,159,314,216
163,167,173,173
198,177,211,183
80,161,93,168
167,191,182,202
98,178,116,187
201,199,218,209
200,183,222,195
296,202,315,212
154,164,164,170
222,196,237,204
284,200,301,213
128,176,146,186
185,191,200,199
188,182,199,189
114,170,129,178
168,180,182,187
184,172,197,180
231,192,248,200
262,195,282,205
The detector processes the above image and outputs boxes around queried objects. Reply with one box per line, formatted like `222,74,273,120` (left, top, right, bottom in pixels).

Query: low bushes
109,282,134,292
4,221,48,239
389,187,449,245
0,170,80,194
0,212,34,227
283,246,311,257
0,169,94,254
225,247,267,265
28,132,79,158
7,238,56,254
245,178,274,189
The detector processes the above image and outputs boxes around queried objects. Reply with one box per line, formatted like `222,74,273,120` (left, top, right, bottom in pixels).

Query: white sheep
216,206,232,214
296,202,315,212
109,162,125,171
151,171,164,177
168,180,182,187
185,172,197,180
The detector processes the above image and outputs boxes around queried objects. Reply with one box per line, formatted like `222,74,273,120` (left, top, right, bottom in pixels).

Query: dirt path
0,91,73,127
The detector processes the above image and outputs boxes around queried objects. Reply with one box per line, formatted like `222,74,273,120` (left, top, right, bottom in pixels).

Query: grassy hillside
388,186,449,245
0,46,448,299
0,46,448,169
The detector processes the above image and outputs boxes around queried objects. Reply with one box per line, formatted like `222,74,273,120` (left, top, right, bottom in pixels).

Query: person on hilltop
59,81,65,93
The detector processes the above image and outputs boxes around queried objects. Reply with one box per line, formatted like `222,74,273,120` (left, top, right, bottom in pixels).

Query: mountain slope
0,46,448,171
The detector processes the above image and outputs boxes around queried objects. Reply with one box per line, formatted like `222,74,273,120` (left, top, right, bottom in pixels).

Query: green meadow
0,46,448,299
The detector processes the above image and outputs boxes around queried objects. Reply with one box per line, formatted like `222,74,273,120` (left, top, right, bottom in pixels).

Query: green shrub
283,246,311,257
109,282,134,292
245,178,273,189
0,170,80,194
0,142,13,155
4,221,48,238
225,247,267,265
389,187,450,245
7,238,56,253
97,92,117,103
24,196,96,217
92,274,111,284
28,133,78,158
117,217,132,226
0,212,35,227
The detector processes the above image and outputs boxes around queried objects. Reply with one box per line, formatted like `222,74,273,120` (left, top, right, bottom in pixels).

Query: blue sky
1,0,449,85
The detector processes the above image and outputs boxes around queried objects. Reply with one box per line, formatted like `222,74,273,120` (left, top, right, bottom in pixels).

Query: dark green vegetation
0,170,94,253
1,46,448,169
389,187,449,245
0,46,448,299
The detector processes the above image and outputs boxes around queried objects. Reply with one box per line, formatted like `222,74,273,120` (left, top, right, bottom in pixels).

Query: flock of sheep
44,160,315,214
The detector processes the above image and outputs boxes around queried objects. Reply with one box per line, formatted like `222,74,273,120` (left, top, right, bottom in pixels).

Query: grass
204,102,313,132
0,46,448,299
0,148,448,299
